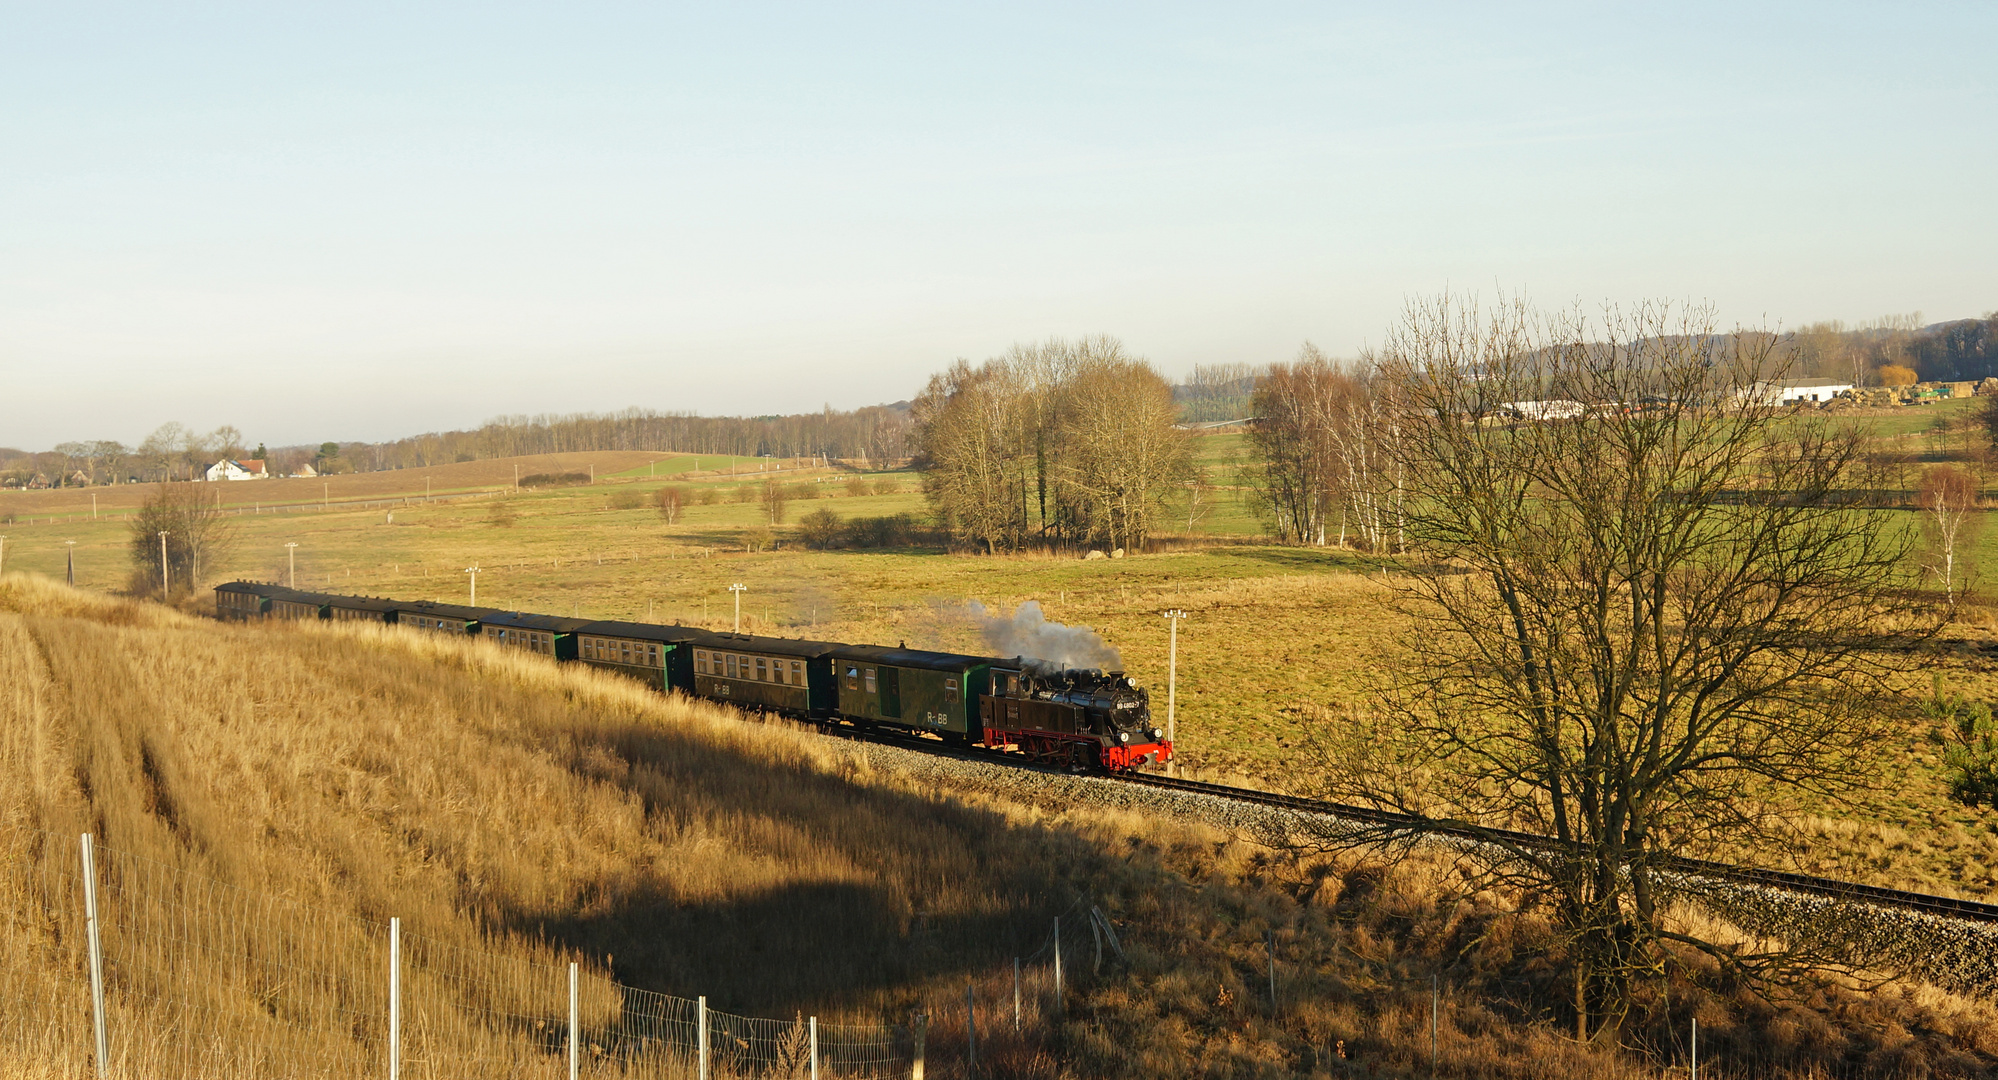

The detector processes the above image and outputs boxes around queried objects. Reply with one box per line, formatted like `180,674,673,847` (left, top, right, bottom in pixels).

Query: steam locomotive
215,581,1173,772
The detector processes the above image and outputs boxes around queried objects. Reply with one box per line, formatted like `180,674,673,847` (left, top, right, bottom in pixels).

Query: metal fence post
78,834,109,1079
1013,957,1021,1033
1430,974,1438,1077
568,962,579,1080
809,1015,818,1080
966,981,977,1075
1691,1016,1698,1080
697,995,708,1080
1266,929,1277,1018
910,1013,927,1080
1052,917,1063,1017
389,917,401,1080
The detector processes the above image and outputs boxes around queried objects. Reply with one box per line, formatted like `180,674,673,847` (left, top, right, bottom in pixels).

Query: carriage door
879,667,901,718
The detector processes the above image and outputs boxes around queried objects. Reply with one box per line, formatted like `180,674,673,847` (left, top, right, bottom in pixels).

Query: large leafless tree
128,482,237,596
1305,296,1940,1041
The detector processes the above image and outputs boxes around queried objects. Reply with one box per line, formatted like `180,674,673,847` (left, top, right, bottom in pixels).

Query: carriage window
695,649,708,673
792,660,804,684
726,654,738,678
864,668,877,693
756,657,768,681
945,677,960,703
845,665,859,690
775,661,788,685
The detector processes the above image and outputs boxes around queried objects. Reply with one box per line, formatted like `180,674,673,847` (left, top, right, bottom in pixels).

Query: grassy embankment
6,576,1998,1079
7,421,1998,900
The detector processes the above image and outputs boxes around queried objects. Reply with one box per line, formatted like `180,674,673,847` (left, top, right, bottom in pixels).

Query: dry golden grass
6,573,1998,1079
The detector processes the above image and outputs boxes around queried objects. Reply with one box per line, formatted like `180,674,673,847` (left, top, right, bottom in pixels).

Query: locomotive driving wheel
1067,742,1095,774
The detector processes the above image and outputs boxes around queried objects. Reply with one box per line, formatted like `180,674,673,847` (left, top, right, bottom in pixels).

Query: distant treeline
1785,313,1998,384
9,313,1989,488
351,405,917,471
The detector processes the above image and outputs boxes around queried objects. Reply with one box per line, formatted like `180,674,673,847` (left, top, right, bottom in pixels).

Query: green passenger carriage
827,645,992,742
575,621,706,691
689,633,840,716
479,611,591,660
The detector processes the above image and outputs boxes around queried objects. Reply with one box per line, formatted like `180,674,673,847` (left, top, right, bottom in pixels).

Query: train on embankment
215,581,1173,772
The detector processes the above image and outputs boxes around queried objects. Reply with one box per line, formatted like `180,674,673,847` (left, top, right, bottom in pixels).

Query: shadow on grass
1217,544,1395,575
513,715,1093,1017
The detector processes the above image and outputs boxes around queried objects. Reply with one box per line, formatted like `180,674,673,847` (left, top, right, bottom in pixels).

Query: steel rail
1122,772,1998,924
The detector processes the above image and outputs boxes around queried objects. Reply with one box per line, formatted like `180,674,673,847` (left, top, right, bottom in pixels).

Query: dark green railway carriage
215,581,280,620
827,645,994,740
214,582,335,621
323,595,400,623
390,600,496,636
689,632,840,717
268,590,332,620
480,611,591,660
575,621,705,691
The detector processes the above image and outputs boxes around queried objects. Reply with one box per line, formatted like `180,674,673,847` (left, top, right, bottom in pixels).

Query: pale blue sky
2,3,1992,450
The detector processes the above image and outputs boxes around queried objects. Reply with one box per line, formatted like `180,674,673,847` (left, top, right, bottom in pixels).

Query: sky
2,2,1993,451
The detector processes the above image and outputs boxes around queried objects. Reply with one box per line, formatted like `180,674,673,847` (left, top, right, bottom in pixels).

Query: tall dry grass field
8,573,1998,1079
0,573,1095,1078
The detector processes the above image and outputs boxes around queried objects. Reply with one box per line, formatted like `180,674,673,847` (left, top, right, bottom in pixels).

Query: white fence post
1052,917,1062,1016
808,1015,818,1080
78,834,109,1080
697,995,708,1080
1013,958,1021,1033
569,962,579,1080
389,917,401,1080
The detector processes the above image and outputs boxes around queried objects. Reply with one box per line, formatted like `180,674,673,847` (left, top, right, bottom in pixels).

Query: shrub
797,508,844,550
607,488,647,510
517,472,590,488
844,513,914,549
730,485,758,504
693,487,720,506
487,500,518,528
1878,364,1918,387
1934,690,1998,807
844,476,873,497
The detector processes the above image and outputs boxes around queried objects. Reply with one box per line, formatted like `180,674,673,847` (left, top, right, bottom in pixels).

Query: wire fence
0,827,921,1079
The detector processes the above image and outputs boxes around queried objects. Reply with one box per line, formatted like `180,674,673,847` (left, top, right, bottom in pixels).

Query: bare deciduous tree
1248,346,1402,550
1918,464,1980,613
655,485,684,525
760,479,792,525
128,482,237,595
913,337,1190,553
1305,296,1940,1042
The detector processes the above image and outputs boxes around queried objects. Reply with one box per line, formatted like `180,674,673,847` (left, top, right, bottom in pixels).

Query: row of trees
1788,311,1998,385
2,424,269,487
361,405,914,471
910,336,1192,553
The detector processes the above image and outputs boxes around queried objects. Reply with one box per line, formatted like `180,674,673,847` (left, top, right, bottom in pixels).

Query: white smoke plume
965,600,1122,672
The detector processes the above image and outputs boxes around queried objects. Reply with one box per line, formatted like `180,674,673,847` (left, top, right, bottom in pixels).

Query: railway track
1123,772,1998,924
818,720,1998,925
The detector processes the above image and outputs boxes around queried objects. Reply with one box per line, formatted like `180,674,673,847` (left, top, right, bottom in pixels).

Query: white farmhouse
203,459,270,482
